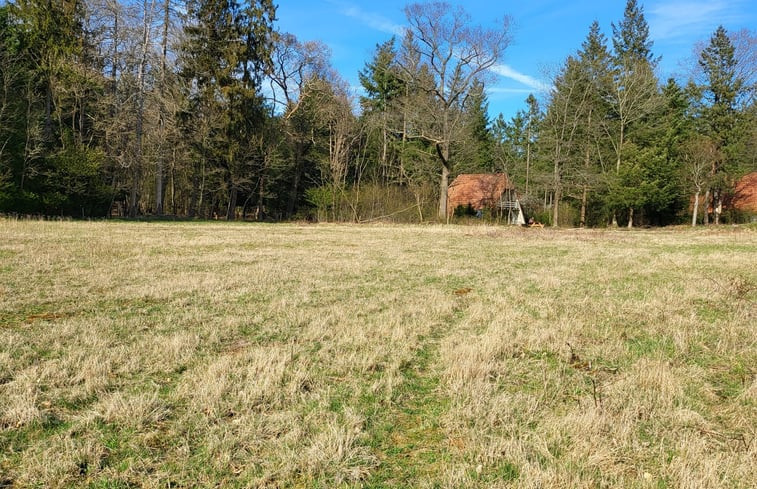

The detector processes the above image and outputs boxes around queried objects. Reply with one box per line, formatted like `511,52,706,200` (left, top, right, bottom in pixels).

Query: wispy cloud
648,1,748,41
330,1,405,36
487,87,538,94
491,64,550,92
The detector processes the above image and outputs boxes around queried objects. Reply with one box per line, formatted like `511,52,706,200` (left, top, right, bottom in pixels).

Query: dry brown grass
0,220,755,488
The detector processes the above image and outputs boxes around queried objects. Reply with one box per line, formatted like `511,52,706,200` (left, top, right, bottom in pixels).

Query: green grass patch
1,221,754,487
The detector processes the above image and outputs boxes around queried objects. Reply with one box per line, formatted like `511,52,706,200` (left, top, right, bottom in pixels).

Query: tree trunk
381,110,389,185
209,194,217,219
21,80,34,191
580,185,587,228
400,84,409,185
170,155,176,215
415,190,424,223
155,161,163,215
552,147,560,227
131,0,155,218
580,109,591,229
44,81,52,143
256,171,266,221
129,164,139,218
287,142,303,218
438,163,449,220
612,117,624,228
552,187,560,227
226,186,238,220
692,190,700,226
188,158,200,218
155,0,170,216
525,127,531,197
616,122,624,173
627,207,634,228
713,189,721,225
703,188,710,225
437,140,451,220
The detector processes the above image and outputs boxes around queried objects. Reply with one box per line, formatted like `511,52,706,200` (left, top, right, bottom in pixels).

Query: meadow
0,220,755,488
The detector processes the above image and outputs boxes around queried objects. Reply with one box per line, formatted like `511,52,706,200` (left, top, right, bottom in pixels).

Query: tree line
501,2,756,227
0,0,754,225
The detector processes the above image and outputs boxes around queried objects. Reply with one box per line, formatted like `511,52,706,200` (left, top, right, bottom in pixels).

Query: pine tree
611,0,657,66
576,21,612,226
179,0,276,219
542,56,593,226
607,0,662,226
696,25,743,224
358,38,403,183
7,0,111,216
523,94,542,200
457,79,495,173
648,78,689,225
492,113,523,174
359,38,402,114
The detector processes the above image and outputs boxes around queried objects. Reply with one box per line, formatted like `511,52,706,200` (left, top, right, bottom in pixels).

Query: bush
454,203,477,217
306,183,437,223
305,186,335,222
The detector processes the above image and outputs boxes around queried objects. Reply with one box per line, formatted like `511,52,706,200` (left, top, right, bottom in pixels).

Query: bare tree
300,75,358,221
268,33,330,116
399,2,511,219
88,0,164,216
683,136,718,226
541,57,592,227
267,33,331,217
603,59,661,226
154,0,176,215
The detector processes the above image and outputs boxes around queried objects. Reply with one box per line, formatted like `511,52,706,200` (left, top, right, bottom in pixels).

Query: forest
0,0,754,226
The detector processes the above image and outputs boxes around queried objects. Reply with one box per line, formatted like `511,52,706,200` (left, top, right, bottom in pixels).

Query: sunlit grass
0,220,755,488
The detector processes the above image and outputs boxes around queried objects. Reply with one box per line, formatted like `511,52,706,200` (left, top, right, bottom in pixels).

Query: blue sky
275,0,757,120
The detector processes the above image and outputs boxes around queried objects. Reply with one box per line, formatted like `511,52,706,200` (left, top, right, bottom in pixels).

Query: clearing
0,220,755,488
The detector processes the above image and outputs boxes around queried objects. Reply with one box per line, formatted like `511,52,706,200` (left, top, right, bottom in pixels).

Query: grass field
0,220,755,488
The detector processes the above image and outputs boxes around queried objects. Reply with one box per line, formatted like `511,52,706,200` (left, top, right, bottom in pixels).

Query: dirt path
364,321,456,487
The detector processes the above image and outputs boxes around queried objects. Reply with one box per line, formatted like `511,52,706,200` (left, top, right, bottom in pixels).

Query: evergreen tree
359,38,402,114
611,0,658,66
648,78,690,225
179,0,276,219
696,26,743,224
607,0,662,226
576,21,613,226
542,56,593,226
522,93,542,200
456,79,495,173
492,112,525,176
699,26,741,147
493,94,543,210
358,38,403,183
4,0,112,216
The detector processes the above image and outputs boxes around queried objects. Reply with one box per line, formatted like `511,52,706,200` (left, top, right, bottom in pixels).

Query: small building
731,171,757,215
692,171,757,222
447,173,524,224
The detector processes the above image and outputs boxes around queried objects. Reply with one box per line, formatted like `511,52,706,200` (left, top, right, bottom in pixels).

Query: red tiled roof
447,174,514,215
732,171,757,213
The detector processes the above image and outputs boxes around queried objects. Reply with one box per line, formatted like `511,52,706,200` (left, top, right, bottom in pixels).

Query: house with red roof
447,173,524,224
